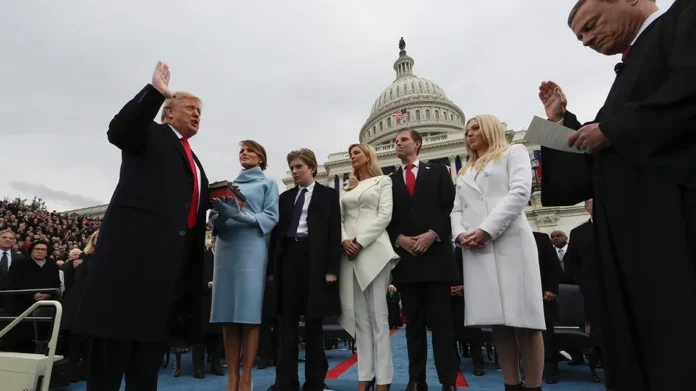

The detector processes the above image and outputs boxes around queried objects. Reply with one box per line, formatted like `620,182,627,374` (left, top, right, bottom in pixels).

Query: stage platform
66,328,605,390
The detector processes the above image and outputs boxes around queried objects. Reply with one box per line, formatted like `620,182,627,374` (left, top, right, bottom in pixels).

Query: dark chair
553,284,593,351
322,315,354,352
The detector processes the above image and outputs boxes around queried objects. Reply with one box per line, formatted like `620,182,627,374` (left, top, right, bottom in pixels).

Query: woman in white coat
338,143,399,391
451,115,545,391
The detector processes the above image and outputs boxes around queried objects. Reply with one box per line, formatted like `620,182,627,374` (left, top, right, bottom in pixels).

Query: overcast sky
0,0,675,212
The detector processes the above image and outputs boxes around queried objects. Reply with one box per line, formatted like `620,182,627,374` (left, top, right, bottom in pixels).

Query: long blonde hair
458,114,509,175
83,231,99,255
344,144,383,191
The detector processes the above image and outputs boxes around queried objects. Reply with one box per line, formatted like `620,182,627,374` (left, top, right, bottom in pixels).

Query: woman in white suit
338,143,399,391
450,115,545,391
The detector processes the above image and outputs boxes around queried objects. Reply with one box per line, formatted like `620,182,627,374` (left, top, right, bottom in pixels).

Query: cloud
0,0,676,211
9,182,104,210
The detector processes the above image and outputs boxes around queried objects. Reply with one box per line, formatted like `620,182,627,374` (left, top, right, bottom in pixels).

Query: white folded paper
524,116,584,154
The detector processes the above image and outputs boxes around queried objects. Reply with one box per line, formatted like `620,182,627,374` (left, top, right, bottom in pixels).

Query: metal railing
0,288,63,391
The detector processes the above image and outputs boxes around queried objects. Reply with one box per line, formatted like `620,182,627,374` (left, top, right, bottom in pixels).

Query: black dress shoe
543,361,559,384
473,366,484,376
258,357,269,369
194,369,205,379
441,386,456,391
405,381,428,391
211,366,225,376
504,384,522,391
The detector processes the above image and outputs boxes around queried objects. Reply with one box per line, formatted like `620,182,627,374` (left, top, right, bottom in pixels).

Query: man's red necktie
621,46,631,61
181,138,199,229
405,163,416,196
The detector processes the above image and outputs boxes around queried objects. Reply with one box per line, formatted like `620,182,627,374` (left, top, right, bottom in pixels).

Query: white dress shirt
631,9,665,46
169,125,202,212
556,244,568,260
400,160,420,182
294,181,316,236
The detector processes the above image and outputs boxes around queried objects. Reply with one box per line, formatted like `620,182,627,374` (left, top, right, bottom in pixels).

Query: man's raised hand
538,81,567,122
152,61,174,98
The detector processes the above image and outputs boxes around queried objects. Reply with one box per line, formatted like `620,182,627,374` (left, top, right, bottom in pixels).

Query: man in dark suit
267,148,341,391
531,232,563,384
0,229,25,316
75,62,210,391
387,129,458,391
538,1,696,389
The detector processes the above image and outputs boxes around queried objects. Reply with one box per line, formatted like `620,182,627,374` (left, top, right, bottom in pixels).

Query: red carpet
326,328,400,379
326,327,469,387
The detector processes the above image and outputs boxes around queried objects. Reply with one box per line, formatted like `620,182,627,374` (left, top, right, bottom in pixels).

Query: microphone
614,62,625,75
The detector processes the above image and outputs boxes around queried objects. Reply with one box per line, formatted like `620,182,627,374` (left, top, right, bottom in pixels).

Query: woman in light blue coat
210,140,279,391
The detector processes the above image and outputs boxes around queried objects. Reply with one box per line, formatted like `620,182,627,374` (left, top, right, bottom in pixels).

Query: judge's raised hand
568,123,611,153
538,81,567,122
152,61,174,99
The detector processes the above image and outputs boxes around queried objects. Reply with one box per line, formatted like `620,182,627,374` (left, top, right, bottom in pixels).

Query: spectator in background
7,240,61,353
61,231,97,382
0,229,25,316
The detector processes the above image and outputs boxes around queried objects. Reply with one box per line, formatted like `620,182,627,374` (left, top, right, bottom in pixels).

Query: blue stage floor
67,328,606,390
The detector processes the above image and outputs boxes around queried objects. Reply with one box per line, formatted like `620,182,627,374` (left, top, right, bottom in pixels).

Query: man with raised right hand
76,62,210,390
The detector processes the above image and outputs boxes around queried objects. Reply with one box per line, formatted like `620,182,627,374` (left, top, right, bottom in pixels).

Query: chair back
556,284,586,328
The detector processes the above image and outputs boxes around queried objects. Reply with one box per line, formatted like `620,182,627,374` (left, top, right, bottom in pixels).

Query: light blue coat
209,166,279,324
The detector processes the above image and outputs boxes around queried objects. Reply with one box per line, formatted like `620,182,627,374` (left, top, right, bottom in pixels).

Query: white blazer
450,144,545,330
338,175,400,337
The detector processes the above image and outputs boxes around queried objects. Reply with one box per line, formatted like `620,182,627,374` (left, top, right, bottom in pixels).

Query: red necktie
180,138,199,229
621,46,631,61
405,163,416,196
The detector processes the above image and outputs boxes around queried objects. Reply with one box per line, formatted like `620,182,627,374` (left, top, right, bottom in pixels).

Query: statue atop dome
399,37,406,52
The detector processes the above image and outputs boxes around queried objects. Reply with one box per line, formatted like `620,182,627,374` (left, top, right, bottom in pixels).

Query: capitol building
279,39,588,234
64,39,588,235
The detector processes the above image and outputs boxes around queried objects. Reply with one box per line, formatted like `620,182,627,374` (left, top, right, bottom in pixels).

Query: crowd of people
0,198,100,261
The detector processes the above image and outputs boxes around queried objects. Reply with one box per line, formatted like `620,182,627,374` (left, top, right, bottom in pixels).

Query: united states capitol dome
361,38,466,146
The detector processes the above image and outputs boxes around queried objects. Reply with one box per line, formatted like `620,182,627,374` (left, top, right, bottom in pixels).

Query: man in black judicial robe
267,148,341,391
387,129,459,391
74,62,209,390
537,1,696,389
532,232,563,384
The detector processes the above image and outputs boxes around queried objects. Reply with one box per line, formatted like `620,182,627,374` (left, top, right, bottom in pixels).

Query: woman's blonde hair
83,230,99,255
458,114,510,176
344,144,383,191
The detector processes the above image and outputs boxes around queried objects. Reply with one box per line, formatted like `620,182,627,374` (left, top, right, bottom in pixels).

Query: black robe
540,2,696,389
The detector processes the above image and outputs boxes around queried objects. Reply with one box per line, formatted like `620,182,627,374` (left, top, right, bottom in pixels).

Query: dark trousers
275,239,328,391
400,283,458,386
86,227,196,391
451,297,483,368
67,332,89,379
192,333,223,372
259,317,279,361
86,337,166,391
543,315,558,364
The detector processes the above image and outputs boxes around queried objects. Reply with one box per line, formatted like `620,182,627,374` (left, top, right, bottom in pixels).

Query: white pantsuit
338,175,400,384
450,144,545,330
